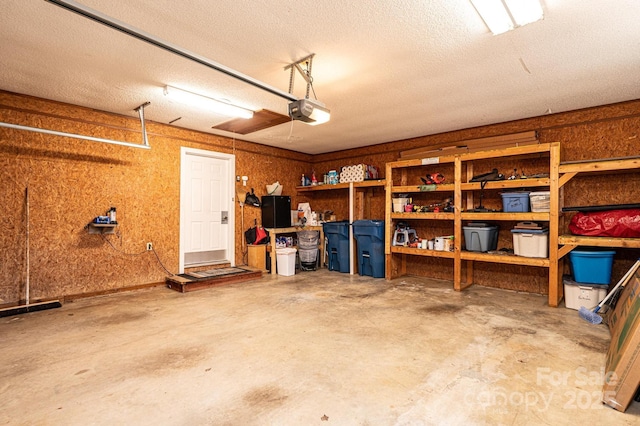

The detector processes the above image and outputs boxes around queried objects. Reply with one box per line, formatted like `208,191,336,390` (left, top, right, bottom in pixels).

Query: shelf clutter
385,142,640,307
87,206,118,234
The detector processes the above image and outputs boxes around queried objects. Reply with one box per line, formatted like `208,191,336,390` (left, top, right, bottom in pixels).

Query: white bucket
434,237,445,251
392,198,409,212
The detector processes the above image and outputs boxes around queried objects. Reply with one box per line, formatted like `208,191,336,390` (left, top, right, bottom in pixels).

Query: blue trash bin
323,221,350,273
352,219,385,278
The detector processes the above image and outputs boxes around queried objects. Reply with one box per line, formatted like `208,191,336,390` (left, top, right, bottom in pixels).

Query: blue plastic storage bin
501,192,530,212
352,220,385,278
568,250,615,284
323,221,350,273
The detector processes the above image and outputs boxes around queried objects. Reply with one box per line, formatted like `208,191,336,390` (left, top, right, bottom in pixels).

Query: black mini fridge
261,196,291,228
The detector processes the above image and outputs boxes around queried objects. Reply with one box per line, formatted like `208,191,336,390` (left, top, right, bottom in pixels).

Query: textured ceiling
1,0,640,154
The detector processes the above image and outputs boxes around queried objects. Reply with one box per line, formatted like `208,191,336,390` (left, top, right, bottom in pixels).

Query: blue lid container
568,250,615,285
501,192,530,212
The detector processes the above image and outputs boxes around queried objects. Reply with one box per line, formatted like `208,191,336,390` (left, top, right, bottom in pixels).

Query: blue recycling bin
352,220,385,278
323,221,350,273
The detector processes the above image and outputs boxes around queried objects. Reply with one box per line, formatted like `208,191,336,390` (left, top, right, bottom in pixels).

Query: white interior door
180,147,235,272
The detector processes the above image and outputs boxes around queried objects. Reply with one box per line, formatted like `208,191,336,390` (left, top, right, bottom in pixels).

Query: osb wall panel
0,91,311,303
312,99,640,295
2,90,639,301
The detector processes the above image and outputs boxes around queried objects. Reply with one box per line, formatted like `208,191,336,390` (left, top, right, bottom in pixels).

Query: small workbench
265,225,325,275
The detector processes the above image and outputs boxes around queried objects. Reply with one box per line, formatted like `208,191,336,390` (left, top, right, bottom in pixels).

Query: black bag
245,227,257,245
245,188,260,207
245,225,268,245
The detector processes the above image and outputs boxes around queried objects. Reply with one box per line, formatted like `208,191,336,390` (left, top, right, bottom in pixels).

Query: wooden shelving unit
556,155,640,264
384,144,640,307
385,143,562,305
296,179,386,274
385,152,458,281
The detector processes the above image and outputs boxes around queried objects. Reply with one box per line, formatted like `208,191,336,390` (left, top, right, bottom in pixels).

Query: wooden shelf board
87,222,117,234
458,143,553,161
391,212,455,220
388,155,457,169
559,156,640,174
460,179,549,190
390,246,455,258
391,184,455,193
461,212,550,221
296,179,385,192
460,251,550,267
558,234,640,248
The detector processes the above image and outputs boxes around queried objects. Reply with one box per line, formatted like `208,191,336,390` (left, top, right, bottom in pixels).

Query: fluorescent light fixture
288,99,331,125
471,0,543,35
164,85,254,119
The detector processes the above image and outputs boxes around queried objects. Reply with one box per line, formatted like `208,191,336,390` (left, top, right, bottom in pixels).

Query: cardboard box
602,272,640,412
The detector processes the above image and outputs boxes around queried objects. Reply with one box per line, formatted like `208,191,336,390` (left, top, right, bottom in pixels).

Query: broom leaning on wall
0,187,61,317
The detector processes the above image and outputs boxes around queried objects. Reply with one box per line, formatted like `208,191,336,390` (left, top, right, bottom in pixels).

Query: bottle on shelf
107,207,117,224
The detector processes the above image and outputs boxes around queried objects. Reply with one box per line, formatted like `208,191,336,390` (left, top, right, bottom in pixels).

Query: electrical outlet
146,242,153,251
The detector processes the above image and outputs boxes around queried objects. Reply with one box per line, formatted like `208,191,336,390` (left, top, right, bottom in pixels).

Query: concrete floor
1,270,639,425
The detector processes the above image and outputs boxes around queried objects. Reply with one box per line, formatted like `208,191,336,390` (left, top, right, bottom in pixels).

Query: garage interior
1,1,640,424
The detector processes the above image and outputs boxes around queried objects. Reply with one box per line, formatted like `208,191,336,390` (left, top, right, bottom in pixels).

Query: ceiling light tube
163,85,254,119
470,0,543,35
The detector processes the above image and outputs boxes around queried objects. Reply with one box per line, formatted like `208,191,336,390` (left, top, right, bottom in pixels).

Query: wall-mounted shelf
459,178,550,190
460,212,550,221
87,223,117,235
390,184,456,193
295,179,385,192
391,212,454,220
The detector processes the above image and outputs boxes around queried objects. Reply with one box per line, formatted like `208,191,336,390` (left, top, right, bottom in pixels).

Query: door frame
179,146,236,273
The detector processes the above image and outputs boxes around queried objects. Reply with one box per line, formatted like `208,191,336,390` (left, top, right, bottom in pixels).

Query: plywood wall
312,100,640,294
0,91,311,303
2,90,639,302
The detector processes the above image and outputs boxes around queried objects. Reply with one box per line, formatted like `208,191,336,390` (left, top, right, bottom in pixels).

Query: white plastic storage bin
275,248,297,276
563,277,608,310
529,191,550,212
511,228,549,258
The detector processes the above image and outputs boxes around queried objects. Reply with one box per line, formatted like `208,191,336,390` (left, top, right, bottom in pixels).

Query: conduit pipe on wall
0,102,152,150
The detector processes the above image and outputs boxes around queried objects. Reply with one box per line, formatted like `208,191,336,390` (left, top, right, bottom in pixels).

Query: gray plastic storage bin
463,223,499,252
